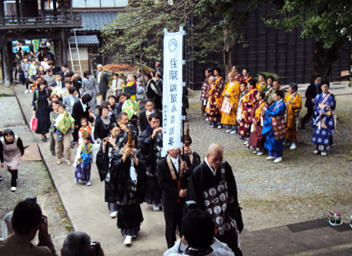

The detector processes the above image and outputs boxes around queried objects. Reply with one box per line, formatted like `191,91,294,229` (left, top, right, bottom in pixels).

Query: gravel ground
0,89,70,250
187,89,352,231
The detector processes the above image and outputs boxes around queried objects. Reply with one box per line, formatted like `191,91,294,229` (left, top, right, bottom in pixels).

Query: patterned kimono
207,77,224,123
248,100,267,152
220,81,240,126
284,92,302,141
74,143,93,182
311,92,336,152
262,99,286,157
238,89,257,137
256,81,268,92
200,77,210,113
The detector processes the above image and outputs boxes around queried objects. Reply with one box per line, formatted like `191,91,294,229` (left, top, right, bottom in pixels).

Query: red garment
238,89,257,137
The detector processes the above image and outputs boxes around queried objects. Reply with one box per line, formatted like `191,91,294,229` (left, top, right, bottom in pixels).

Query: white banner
162,27,185,152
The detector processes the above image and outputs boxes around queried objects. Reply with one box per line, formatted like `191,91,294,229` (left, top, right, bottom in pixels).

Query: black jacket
139,110,162,132
158,156,189,213
72,101,92,127
305,83,322,108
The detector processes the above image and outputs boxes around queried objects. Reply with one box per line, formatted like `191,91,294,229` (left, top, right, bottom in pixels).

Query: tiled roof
68,35,99,45
75,12,120,32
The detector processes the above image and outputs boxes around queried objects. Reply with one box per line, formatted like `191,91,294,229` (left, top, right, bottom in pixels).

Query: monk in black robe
138,112,163,211
187,143,243,256
111,137,146,246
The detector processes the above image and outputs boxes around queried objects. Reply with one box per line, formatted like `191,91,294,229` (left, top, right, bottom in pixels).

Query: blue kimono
262,99,286,157
311,93,336,152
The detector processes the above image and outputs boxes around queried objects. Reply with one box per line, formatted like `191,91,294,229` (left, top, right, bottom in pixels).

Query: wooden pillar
2,39,12,87
0,0,4,25
15,0,20,25
61,28,67,65
41,0,45,19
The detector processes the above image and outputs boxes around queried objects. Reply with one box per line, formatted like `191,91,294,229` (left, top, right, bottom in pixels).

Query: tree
99,0,194,67
98,0,258,76
265,0,352,81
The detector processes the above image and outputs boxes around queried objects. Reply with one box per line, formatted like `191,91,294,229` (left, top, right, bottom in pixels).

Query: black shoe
0,176,3,181
42,138,47,142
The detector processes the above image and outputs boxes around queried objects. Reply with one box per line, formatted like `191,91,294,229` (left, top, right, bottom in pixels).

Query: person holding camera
61,231,104,256
0,200,57,256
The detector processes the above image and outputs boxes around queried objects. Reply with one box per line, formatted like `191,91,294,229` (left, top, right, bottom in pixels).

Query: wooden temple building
0,0,82,86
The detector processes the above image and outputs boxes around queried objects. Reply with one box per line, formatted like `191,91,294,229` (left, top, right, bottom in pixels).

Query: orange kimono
221,81,240,125
284,92,302,141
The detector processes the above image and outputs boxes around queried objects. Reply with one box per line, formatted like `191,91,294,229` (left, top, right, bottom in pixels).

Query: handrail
0,13,81,26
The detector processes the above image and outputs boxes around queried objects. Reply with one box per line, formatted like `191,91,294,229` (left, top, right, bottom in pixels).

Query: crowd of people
0,51,337,255
201,67,336,162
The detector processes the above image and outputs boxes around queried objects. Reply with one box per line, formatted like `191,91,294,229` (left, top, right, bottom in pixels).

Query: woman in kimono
96,123,121,218
213,68,225,129
256,73,268,92
266,80,280,106
111,132,146,246
248,91,267,155
200,68,212,118
206,76,221,128
238,79,257,142
261,90,286,163
32,79,51,142
221,72,241,133
0,129,24,192
311,81,336,156
82,70,99,111
284,83,302,150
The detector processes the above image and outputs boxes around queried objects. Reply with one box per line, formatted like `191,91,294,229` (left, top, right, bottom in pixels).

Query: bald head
207,143,223,155
206,143,223,169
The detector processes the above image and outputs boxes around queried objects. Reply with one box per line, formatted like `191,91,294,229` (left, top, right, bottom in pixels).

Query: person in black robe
187,143,243,256
72,94,93,144
32,79,50,142
94,104,117,143
139,99,162,132
138,112,163,211
301,75,322,129
96,123,121,218
158,148,189,248
111,134,146,246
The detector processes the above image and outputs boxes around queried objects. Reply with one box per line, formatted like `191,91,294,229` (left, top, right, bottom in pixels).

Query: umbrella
103,63,155,75
103,63,140,74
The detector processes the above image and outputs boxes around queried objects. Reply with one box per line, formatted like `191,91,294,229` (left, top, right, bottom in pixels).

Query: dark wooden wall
188,7,351,89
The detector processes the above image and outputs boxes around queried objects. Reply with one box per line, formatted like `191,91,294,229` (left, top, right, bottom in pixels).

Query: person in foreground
163,209,234,256
187,143,243,255
111,132,146,246
311,81,336,156
61,231,104,256
0,200,57,256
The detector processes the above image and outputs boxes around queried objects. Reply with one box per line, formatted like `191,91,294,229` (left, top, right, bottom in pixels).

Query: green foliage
98,0,258,69
256,72,280,81
264,0,352,48
98,0,191,66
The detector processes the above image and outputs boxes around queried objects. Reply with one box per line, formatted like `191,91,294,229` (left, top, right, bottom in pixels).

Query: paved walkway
13,84,352,255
